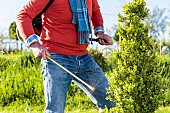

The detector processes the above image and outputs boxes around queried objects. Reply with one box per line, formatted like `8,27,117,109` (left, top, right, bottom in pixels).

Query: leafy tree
9,21,17,40
146,6,167,39
108,0,165,113
146,6,168,55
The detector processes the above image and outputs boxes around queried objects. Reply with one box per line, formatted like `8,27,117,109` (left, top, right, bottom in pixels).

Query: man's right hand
30,42,50,59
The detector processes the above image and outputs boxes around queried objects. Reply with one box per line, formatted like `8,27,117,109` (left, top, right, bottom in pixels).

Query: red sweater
16,0,104,56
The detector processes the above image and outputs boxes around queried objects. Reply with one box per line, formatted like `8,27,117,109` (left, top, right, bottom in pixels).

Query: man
16,0,116,112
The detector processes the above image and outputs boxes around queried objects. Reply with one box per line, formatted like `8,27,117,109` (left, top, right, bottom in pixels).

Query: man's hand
97,32,113,45
30,42,50,59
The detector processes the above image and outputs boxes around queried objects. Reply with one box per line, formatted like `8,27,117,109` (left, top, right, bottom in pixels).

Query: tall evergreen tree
108,0,164,112
9,22,17,40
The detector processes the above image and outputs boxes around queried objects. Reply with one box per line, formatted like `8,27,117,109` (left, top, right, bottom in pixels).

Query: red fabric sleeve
16,0,49,41
91,0,104,29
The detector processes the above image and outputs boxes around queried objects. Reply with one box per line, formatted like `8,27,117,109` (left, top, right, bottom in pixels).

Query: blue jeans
41,53,116,113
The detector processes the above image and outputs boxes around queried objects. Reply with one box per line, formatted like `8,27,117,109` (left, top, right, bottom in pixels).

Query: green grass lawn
0,102,170,113
0,102,98,113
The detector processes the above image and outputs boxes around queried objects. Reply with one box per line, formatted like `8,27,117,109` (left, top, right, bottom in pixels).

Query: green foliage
113,30,119,42
155,56,170,106
155,106,170,113
89,48,110,72
0,51,44,106
9,21,17,40
149,38,160,55
0,50,170,112
108,0,166,113
0,51,95,110
106,52,118,71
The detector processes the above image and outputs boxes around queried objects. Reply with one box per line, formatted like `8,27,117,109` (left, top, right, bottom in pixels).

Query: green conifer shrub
108,0,165,112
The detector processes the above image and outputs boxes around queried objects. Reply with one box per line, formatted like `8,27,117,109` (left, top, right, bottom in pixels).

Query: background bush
0,51,44,106
88,48,111,72
1,49,169,112
0,49,111,110
155,55,170,106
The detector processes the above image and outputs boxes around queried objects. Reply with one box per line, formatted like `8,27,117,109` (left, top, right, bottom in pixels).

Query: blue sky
0,0,170,36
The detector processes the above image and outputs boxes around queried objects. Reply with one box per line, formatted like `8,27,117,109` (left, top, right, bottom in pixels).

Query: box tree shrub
108,0,165,113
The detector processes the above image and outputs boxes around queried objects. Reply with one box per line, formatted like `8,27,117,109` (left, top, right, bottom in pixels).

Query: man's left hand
97,33,113,45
